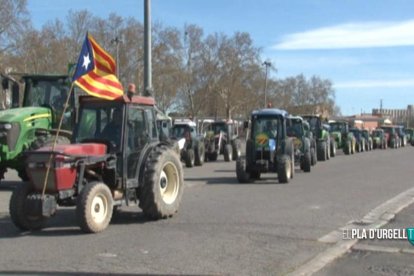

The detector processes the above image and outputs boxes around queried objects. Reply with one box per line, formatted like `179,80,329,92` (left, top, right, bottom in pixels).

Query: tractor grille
0,123,20,151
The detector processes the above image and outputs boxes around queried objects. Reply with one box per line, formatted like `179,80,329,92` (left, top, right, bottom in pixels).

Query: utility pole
263,61,271,108
144,0,153,97
111,36,122,78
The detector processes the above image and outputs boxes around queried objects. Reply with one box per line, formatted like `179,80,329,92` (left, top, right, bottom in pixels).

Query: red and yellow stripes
75,34,123,100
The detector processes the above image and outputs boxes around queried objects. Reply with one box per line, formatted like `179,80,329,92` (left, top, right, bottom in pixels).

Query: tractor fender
245,138,254,168
137,142,161,186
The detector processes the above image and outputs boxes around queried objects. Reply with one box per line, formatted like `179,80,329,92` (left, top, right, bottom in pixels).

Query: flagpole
41,82,75,198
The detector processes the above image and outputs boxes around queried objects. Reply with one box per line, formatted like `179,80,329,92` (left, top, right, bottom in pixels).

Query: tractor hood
36,143,107,157
0,107,51,123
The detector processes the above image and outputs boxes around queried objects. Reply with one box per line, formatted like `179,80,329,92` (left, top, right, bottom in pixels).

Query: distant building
372,105,413,126
330,114,389,130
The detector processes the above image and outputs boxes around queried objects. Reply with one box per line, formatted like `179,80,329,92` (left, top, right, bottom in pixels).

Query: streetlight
111,36,122,77
263,61,271,108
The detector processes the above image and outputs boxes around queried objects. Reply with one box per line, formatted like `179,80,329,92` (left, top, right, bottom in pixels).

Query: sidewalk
315,201,414,275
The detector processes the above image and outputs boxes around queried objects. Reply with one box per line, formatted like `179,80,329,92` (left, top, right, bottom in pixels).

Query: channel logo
343,228,414,245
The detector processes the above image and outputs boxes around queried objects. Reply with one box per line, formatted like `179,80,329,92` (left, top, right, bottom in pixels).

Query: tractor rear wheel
184,148,195,168
139,146,184,219
76,182,113,233
9,182,46,231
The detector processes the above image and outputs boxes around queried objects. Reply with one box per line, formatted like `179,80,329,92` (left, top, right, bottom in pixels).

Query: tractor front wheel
184,148,195,168
302,151,311,173
194,143,205,166
236,158,252,183
277,155,291,184
76,182,113,233
9,182,46,231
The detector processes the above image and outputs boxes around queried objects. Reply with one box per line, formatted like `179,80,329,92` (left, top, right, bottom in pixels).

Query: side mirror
11,82,19,108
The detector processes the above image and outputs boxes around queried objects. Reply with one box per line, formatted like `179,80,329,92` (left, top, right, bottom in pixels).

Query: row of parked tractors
235,109,413,184
165,118,242,168
0,74,411,234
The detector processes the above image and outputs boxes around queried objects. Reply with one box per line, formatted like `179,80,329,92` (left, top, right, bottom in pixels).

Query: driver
101,108,123,146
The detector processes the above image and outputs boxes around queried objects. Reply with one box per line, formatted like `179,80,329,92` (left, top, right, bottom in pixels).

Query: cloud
273,20,414,50
334,79,414,89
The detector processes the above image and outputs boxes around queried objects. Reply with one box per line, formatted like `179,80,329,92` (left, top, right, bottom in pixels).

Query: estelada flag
72,33,123,100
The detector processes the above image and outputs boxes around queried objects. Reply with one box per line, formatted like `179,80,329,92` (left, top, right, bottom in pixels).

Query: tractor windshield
211,122,227,134
74,102,124,150
23,78,69,110
329,123,346,133
287,119,303,138
304,117,320,131
381,127,394,135
373,130,382,137
172,125,192,139
252,116,280,140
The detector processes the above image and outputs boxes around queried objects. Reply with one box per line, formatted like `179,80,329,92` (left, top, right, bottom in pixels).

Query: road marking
286,186,414,276
352,243,400,254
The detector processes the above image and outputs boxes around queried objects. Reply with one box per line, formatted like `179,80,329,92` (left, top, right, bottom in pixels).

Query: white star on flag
82,54,91,70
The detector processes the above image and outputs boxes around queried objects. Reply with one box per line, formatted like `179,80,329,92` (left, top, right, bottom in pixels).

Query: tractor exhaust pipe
144,0,153,97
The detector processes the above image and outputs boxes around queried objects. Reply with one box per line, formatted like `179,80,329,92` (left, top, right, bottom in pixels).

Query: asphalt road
0,146,413,275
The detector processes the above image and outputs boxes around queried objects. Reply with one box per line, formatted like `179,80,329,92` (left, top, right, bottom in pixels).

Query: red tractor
9,95,184,233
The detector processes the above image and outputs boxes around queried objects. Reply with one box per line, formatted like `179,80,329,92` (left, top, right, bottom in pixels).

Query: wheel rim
90,194,108,224
159,161,179,204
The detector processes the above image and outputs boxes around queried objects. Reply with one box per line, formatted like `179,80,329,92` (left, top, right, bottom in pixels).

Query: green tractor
0,74,78,182
329,120,356,155
302,115,334,161
236,108,294,184
287,116,312,172
371,129,387,149
405,128,414,146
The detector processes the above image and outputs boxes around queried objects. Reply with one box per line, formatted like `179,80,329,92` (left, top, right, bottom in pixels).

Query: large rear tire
139,146,184,219
10,182,47,231
76,182,113,233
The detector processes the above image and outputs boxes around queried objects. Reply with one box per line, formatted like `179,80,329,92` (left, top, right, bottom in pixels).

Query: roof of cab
80,95,156,106
252,108,288,117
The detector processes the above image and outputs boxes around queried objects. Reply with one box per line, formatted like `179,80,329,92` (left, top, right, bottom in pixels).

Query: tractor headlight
0,123,12,130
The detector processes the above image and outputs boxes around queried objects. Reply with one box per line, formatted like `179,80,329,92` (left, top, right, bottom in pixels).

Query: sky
27,0,414,115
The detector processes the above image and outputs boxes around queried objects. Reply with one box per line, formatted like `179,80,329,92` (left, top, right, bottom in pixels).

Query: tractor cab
73,95,158,180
